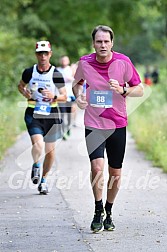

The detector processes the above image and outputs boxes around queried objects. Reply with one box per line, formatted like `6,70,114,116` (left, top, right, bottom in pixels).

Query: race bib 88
90,90,113,108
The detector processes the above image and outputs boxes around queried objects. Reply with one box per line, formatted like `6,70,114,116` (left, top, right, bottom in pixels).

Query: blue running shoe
38,182,48,195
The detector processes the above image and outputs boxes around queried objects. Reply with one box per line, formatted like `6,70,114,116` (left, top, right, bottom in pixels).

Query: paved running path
0,110,167,252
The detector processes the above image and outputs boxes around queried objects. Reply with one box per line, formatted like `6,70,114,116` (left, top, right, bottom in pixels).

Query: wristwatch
122,86,128,95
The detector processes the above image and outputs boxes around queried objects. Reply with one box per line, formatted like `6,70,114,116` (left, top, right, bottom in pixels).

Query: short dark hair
92,25,114,41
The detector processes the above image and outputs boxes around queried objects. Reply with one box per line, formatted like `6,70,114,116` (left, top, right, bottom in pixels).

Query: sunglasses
36,51,50,56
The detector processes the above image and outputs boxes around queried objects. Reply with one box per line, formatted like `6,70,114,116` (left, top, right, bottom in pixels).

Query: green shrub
128,65,167,173
0,98,26,161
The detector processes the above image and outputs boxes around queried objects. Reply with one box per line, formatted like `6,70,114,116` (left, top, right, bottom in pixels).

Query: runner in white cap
18,40,67,194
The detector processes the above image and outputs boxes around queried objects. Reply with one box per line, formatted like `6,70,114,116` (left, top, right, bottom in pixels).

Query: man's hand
76,93,88,110
41,89,54,99
108,79,123,94
23,88,32,99
18,82,32,99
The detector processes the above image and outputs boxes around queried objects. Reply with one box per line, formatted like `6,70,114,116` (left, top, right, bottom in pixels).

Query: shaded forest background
0,0,166,98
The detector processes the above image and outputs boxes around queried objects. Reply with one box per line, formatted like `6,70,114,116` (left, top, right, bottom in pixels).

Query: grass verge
128,65,167,173
0,98,26,161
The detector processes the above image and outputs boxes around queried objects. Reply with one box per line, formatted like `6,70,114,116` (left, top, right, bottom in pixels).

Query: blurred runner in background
57,56,77,140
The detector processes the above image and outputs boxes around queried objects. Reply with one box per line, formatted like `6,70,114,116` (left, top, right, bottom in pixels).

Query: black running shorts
85,127,126,168
24,107,62,142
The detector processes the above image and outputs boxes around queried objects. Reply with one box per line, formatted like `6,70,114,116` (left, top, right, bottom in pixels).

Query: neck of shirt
37,64,51,73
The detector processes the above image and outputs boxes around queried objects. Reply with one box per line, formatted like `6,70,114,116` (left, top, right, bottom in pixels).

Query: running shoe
90,209,104,233
62,133,68,141
38,182,48,195
103,212,115,231
31,164,40,184
67,129,71,136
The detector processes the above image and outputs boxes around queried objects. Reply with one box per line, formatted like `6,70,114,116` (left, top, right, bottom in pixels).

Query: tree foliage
0,0,166,98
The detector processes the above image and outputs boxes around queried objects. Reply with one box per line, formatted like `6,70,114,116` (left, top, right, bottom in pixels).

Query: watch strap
122,86,127,95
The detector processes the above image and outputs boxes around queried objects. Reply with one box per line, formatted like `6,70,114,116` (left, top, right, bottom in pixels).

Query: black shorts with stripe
85,127,126,168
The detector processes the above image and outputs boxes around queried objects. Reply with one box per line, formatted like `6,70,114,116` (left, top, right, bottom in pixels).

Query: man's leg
58,104,66,139
90,158,105,232
31,134,44,163
104,127,126,230
30,134,44,184
38,142,55,194
91,158,104,201
42,142,55,179
107,167,121,203
85,127,107,232
66,103,72,135
103,167,121,231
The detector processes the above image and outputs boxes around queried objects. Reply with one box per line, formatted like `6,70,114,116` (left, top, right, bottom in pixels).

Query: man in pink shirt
73,25,143,232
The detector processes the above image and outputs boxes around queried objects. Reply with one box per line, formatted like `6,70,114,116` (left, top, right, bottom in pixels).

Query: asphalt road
0,110,167,252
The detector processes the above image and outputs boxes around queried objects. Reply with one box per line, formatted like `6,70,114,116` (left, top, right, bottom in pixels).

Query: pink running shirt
74,52,141,129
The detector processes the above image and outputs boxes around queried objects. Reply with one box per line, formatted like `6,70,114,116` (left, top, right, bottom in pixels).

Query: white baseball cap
35,41,51,52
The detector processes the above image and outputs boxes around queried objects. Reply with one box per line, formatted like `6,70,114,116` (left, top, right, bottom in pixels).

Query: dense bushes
0,31,36,99
0,32,36,161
